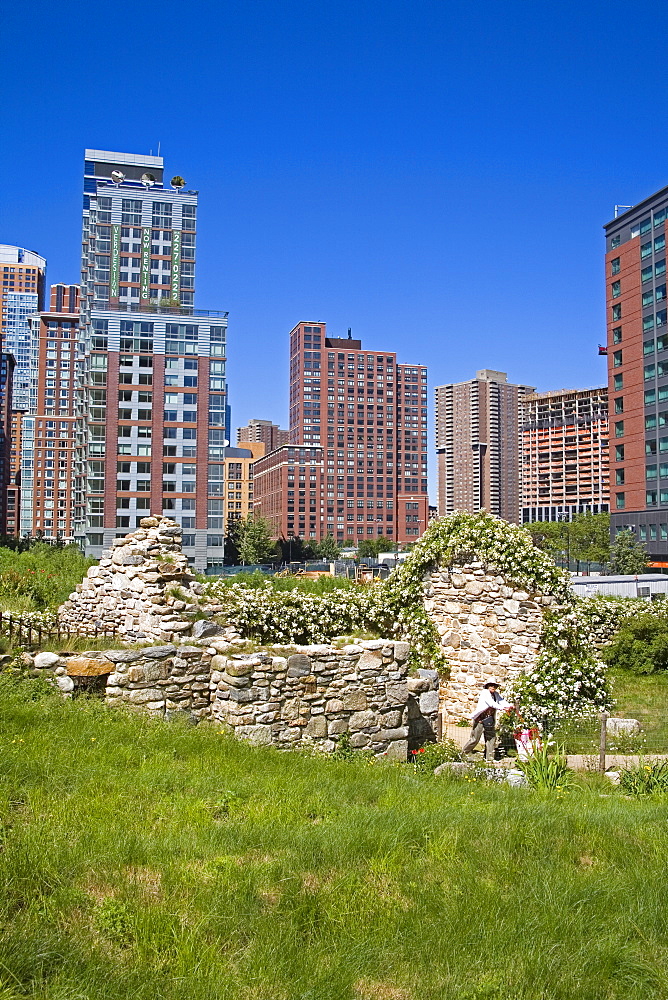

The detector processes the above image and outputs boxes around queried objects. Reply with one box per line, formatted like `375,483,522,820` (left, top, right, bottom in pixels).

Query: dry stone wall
58,517,221,643
423,562,555,722
28,639,438,758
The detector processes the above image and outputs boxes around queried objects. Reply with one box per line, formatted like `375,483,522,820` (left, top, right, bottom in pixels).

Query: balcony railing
90,299,228,318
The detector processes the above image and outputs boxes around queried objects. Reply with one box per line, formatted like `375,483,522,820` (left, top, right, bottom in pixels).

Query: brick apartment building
604,185,668,560
253,323,429,544
436,370,534,524
76,149,229,571
17,284,79,540
521,386,609,523
237,419,288,452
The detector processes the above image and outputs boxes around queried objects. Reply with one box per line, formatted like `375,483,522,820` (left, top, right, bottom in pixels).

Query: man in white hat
461,679,514,762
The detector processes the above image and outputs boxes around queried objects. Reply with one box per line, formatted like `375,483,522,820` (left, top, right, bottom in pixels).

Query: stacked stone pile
58,517,230,643
210,639,439,757
424,562,555,722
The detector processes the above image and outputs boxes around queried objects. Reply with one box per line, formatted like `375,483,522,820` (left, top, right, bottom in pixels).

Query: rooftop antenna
614,204,632,218
157,141,161,156
347,327,352,339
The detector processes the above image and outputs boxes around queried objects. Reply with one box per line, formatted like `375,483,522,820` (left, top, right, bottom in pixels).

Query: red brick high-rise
604,187,668,559
253,322,429,544
19,284,79,539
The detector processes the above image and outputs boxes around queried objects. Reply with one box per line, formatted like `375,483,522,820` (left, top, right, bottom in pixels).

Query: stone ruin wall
54,519,559,742
424,562,555,722
28,640,439,759
58,517,231,643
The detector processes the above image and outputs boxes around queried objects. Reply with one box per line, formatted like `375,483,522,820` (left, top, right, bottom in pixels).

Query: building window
612,326,622,343
613,374,623,391
642,265,653,283
647,440,657,456
616,469,625,485
614,397,624,414
612,304,622,321
615,421,624,437
611,281,621,298
616,492,625,509
611,257,621,275
641,241,652,259
615,445,624,461
647,490,658,505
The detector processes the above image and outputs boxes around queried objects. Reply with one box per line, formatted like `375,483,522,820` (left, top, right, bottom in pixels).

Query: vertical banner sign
171,229,181,305
110,225,121,299
141,227,151,302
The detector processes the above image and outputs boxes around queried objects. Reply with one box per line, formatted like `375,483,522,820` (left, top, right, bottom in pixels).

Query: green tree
357,537,395,559
609,529,649,575
229,516,277,565
570,512,610,569
312,535,340,560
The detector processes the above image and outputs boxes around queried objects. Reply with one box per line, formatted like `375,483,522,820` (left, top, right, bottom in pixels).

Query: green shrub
517,742,573,792
618,758,668,795
601,613,668,674
410,738,462,772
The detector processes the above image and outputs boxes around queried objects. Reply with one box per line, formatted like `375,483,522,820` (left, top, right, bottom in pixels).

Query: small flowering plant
410,738,462,773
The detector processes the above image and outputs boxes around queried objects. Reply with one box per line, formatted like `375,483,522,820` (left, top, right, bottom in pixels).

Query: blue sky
2,0,667,497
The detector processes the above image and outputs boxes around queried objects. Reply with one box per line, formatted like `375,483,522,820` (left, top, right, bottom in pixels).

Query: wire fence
0,611,117,650
447,714,668,772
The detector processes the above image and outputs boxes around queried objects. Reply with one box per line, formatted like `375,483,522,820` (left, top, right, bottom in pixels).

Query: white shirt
470,689,513,721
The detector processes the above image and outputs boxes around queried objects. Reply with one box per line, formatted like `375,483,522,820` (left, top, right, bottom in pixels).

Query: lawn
0,543,94,614
1,676,668,1000
610,669,668,745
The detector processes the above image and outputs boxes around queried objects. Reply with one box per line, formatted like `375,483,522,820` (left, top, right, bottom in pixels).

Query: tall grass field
1,676,668,1000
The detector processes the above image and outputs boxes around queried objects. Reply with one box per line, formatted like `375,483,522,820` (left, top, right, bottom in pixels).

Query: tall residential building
19,285,80,540
0,246,47,410
436,370,534,524
237,419,289,452
6,408,25,536
0,354,15,533
604,186,668,559
253,322,429,543
77,149,229,571
521,386,609,523
206,441,266,568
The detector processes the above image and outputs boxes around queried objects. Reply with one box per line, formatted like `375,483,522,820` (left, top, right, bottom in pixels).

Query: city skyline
7,0,664,502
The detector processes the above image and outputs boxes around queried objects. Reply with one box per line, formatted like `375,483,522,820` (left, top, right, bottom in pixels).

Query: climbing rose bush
204,511,573,670
511,607,613,725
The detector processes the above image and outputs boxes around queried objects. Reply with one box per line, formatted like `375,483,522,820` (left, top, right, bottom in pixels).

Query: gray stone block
142,645,177,659
349,709,376,731
385,681,409,705
33,652,62,670
383,739,408,761
191,620,226,640
287,654,312,677
419,690,440,714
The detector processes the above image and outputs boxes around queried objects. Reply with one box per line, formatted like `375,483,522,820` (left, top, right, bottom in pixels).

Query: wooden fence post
599,712,608,774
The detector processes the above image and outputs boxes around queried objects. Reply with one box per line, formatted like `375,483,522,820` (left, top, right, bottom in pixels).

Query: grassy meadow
0,544,93,614
2,675,668,1000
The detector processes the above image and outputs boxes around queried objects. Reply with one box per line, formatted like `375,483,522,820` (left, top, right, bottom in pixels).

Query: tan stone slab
66,656,113,677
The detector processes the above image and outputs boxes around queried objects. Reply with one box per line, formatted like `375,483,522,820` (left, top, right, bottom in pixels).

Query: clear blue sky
2,0,666,498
